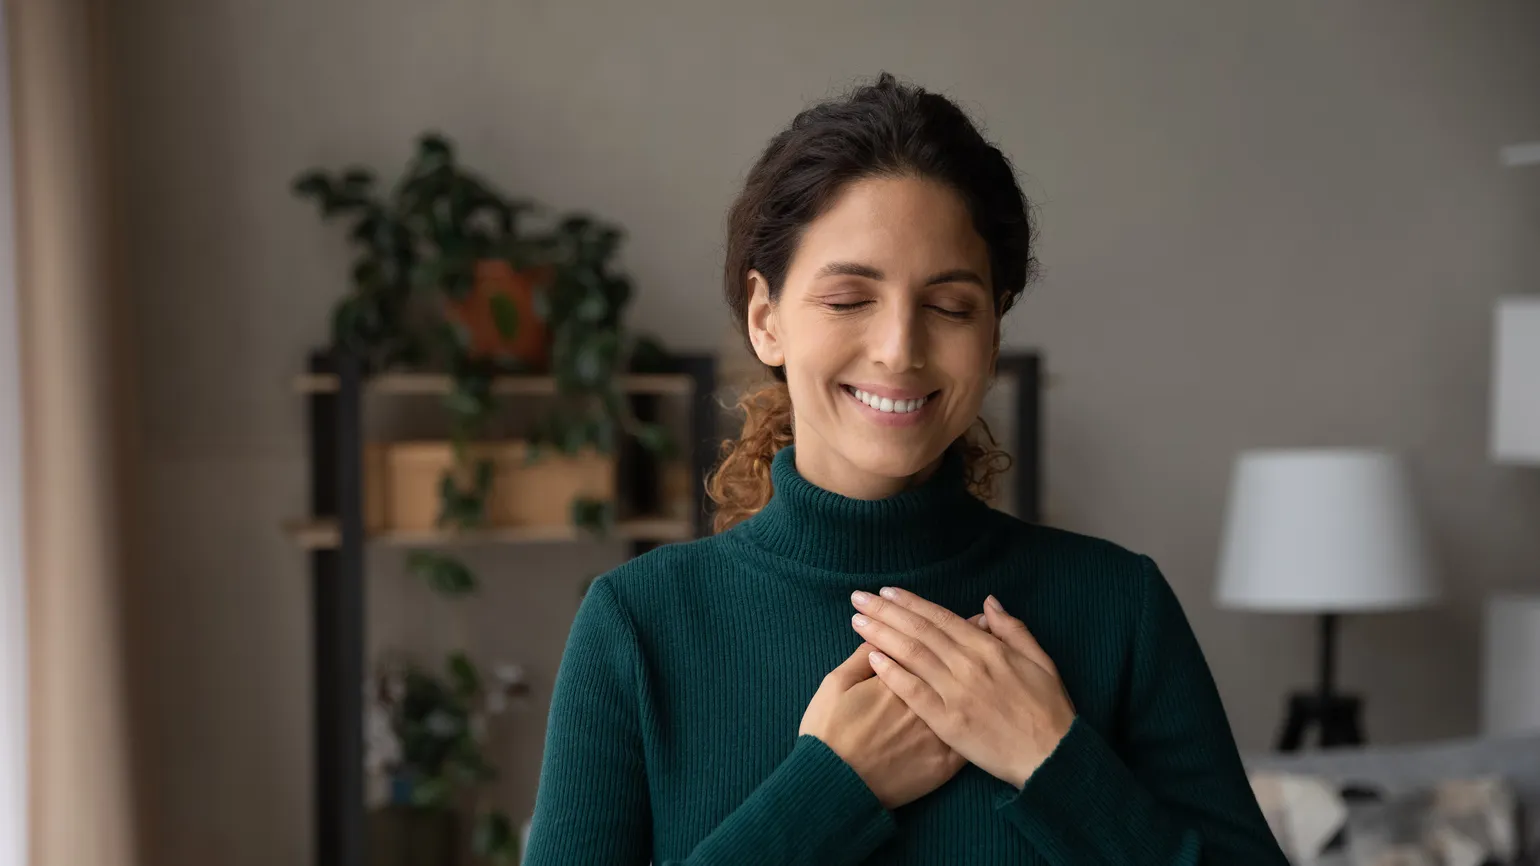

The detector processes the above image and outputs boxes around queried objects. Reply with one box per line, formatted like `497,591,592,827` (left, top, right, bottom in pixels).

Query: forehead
789,175,990,281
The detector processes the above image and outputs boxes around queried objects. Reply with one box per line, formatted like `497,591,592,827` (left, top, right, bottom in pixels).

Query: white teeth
849,387,929,414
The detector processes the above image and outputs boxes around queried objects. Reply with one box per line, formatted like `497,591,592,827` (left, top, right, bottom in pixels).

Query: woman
524,73,1288,865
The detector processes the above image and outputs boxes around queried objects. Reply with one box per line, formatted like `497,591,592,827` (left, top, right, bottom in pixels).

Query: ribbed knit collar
741,444,993,575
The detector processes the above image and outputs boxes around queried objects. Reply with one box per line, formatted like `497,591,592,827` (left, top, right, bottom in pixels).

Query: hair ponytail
706,381,794,533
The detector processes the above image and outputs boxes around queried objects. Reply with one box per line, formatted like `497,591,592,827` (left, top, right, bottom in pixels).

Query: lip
842,383,937,401
841,384,938,427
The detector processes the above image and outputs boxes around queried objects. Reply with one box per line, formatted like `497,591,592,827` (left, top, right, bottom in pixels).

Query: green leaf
447,652,480,699
330,298,363,351
440,318,473,354
558,214,593,236
560,418,588,455
443,265,474,300
291,171,332,201
471,457,495,500
605,275,633,313
341,167,375,190
489,293,519,339
592,414,617,453
351,257,382,288
348,213,380,244
634,422,674,458
408,258,442,292
574,292,608,323
531,284,553,323
418,132,454,164
407,551,478,596
444,372,493,420
571,497,613,536
410,776,452,809
472,811,518,862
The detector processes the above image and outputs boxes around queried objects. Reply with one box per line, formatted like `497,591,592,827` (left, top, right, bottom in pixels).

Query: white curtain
9,0,142,863
0,2,25,863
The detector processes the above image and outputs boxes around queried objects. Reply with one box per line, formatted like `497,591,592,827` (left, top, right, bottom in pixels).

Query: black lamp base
1276,692,1364,752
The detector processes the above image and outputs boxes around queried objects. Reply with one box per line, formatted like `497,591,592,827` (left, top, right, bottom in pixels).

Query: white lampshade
1215,449,1439,613
1492,296,1540,464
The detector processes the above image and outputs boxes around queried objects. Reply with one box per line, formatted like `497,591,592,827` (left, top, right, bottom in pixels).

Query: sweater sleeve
992,555,1290,865
523,577,896,866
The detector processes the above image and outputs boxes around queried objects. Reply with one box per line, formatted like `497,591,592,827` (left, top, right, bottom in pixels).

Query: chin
837,437,947,482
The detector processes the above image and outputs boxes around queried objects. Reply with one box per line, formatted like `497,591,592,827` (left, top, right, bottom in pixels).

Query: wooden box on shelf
364,440,616,532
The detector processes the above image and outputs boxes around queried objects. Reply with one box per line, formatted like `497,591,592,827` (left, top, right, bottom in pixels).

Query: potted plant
292,132,673,594
366,651,531,865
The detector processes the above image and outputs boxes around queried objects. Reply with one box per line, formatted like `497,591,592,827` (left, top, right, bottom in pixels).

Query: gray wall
107,1,1540,863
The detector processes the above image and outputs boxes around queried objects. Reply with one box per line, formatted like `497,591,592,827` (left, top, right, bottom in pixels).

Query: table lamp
1484,296,1540,735
1215,448,1440,751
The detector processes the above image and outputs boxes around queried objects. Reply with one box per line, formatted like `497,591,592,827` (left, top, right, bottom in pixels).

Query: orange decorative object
445,260,553,369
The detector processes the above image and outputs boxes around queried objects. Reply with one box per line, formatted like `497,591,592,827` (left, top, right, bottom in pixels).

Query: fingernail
869,651,887,666
879,587,899,600
852,613,870,627
851,591,871,607
987,595,1004,611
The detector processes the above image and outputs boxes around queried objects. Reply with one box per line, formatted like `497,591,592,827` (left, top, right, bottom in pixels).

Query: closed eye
928,305,974,319
826,301,872,312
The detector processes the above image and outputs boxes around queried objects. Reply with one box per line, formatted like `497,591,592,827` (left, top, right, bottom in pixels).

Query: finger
851,611,953,684
866,649,944,721
984,595,1058,675
968,613,987,629
824,640,880,688
852,587,994,662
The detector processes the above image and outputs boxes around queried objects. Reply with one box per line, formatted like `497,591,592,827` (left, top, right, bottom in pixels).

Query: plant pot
445,260,553,369
367,804,458,866
365,440,617,532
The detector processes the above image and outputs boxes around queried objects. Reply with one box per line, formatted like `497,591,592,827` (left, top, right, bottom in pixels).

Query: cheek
933,322,996,382
782,315,861,381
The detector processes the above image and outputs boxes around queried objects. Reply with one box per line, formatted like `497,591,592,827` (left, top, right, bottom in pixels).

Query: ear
745,270,785,368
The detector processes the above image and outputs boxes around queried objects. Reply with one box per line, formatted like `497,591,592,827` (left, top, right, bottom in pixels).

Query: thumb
984,595,1058,676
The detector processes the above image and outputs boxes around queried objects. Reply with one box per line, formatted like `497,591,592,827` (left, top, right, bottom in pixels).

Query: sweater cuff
993,717,1197,864
690,734,895,865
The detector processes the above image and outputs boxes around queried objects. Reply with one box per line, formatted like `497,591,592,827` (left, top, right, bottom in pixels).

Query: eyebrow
813,261,986,288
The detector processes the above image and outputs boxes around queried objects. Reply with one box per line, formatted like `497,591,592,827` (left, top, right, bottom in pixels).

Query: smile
841,384,938,415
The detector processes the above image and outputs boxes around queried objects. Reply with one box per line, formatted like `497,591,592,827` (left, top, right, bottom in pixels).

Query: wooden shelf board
283,516,693,550
292,372,693,397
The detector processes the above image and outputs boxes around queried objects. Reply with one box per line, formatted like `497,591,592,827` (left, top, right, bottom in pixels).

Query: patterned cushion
1247,773,1521,866
1344,778,1517,866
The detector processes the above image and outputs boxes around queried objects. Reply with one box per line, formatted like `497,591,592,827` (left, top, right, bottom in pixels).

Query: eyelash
826,301,973,320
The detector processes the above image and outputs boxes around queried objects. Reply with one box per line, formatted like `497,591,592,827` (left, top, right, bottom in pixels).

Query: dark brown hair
708,73,1037,531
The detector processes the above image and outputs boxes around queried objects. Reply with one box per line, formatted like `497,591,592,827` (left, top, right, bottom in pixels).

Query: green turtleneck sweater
524,445,1288,865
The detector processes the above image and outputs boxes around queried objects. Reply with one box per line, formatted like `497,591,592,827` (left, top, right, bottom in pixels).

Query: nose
870,302,926,373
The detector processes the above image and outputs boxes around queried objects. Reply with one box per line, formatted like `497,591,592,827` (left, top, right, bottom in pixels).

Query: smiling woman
524,73,1290,865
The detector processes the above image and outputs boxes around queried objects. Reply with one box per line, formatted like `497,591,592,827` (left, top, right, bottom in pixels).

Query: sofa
1243,732,1540,865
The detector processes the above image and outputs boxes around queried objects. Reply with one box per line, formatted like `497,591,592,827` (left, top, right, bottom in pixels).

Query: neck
741,443,993,575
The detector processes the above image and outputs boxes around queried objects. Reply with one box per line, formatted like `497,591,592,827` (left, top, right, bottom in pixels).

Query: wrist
1010,714,1076,791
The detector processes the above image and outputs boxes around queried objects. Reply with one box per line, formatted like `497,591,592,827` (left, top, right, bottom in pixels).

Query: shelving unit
295,348,1042,866
283,516,695,550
